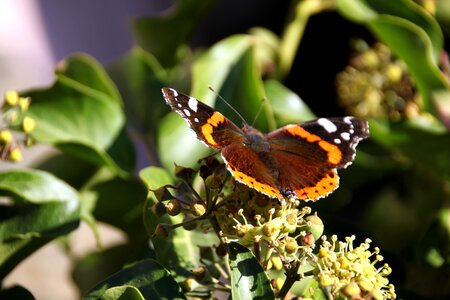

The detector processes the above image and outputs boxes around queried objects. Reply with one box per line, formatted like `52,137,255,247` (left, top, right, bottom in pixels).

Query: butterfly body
162,87,369,201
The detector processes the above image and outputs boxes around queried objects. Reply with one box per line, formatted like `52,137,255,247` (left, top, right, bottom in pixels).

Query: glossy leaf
84,259,186,300
228,242,275,300
25,54,133,177
264,79,316,125
99,286,144,300
292,278,327,300
108,47,168,135
132,0,214,67
0,169,80,279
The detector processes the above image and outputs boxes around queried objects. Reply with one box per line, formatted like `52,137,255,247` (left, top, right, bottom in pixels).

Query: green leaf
25,54,134,177
0,169,80,279
228,242,275,300
336,0,450,119
264,79,316,125
292,278,327,300
132,0,214,67
84,259,186,300
99,286,144,300
108,47,168,135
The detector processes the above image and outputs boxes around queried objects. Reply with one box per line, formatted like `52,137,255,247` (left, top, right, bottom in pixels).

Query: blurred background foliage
1,0,450,299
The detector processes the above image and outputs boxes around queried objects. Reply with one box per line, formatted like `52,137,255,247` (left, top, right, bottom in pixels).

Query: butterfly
162,87,369,201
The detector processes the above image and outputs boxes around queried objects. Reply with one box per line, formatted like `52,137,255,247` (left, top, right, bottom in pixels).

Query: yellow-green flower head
316,235,396,299
4,90,19,106
22,116,36,133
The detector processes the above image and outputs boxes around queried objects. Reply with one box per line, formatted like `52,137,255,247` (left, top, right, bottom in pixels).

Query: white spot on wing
344,116,353,124
341,132,350,141
183,109,191,116
177,103,182,108
188,97,198,112
194,117,199,123
334,138,341,144
318,118,337,133
170,88,178,97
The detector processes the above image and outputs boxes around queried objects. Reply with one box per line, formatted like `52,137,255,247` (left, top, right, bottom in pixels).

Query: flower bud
4,90,19,106
205,174,222,189
151,201,167,217
9,148,22,162
154,223,173,238
182,215,197,231
152,185,173,202
0,130,13,144
284,237,299,255
342,282,361,297
22,116,36,133
301,232,315,247
18,97,30,111
191,266,206,281
191,200,206,216
166,199,181,216
174,164,196,181
305,213,324,240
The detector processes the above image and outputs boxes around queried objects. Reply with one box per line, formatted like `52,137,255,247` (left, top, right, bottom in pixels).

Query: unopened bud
154,223,173,238
166,199,181,216
151,201,167,217
22,116,36,133
4,90,19,106
192,200,206,216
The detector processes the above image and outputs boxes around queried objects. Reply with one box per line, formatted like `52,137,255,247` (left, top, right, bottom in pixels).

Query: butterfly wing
221,143,283,200
267,117,368,200
162,87,244,149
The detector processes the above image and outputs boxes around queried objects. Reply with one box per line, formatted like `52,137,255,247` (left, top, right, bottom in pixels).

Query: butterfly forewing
162,87,244,149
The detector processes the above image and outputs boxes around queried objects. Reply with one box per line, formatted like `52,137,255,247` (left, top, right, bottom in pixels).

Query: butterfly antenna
251,97,266,127
208,86,248,126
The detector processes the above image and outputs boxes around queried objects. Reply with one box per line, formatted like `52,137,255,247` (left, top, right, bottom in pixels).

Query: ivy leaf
25,54,134,177
108,47,168,136
132,0,214,67
228,242,275,300
84,259,186,300
0,169,80,279
264,79,316,125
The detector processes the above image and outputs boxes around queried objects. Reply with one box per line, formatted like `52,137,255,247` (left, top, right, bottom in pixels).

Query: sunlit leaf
25,54,134,177
228,242,275,299
84,259,186,300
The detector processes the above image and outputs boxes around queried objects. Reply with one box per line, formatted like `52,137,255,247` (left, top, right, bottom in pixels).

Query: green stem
278,0,336,79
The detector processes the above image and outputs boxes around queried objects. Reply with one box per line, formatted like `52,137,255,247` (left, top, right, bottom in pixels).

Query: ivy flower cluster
150,157,396,298
1,90,35,161
314,235,396,299
336,41,419,121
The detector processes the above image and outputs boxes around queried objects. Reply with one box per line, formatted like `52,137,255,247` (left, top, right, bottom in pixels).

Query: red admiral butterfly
162,87,369,201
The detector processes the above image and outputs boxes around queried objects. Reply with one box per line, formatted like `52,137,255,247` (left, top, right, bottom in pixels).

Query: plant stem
278,0,335,79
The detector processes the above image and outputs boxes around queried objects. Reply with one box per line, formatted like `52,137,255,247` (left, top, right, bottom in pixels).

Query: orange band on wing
294,170,339,201
226,164,282,200
201,112,226,146
286,125,342,165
